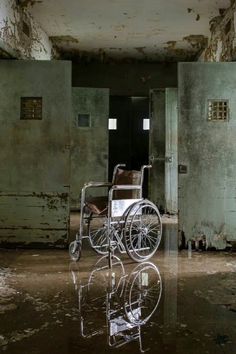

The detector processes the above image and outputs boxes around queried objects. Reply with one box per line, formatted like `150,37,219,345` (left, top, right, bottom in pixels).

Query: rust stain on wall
183,35,208,51
166,41,177,50
165,40,197,61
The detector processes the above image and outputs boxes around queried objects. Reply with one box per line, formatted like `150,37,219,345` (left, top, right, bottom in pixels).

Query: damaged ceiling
23,0,231,61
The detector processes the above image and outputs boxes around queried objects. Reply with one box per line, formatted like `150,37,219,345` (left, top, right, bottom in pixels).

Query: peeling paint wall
27,0,231,62
199,1,236,62
0,0,53,59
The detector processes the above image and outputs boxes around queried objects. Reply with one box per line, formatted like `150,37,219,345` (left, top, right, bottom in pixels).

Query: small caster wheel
69,241,82,262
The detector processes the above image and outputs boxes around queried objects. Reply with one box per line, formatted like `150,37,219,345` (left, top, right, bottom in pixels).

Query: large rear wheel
123,200,162,262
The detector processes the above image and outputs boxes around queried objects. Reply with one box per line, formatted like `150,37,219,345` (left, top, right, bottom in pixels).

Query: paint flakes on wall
0,0,52,59
201,1,236,62
183,35,208,51
164,40,201,61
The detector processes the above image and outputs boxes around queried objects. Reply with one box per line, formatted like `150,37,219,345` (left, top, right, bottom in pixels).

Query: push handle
140,165,152,186
112,163,126,184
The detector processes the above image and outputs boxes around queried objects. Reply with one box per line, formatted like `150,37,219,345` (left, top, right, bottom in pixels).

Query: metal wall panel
0,60,71,246
178,62,236,249
70,87,109,208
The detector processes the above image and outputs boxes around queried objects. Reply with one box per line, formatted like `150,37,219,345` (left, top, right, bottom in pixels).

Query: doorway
109,96,149,197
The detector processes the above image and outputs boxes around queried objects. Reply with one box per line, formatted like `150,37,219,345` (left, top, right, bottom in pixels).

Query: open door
149,88,178,214
179,63,236,249
109,96,149,196
70,88,109,209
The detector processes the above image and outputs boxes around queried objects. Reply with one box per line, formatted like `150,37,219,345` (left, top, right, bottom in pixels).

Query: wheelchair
69,164,162,263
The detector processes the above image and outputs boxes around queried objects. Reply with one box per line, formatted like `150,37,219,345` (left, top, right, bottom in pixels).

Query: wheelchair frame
69,164,162,264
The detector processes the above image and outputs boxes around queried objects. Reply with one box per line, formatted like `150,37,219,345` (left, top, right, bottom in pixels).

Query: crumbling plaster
27,0,231,62
199,0,236,62
0,0,53,59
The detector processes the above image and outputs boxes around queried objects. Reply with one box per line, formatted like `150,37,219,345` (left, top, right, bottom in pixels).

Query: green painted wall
179,62,236,249
0,60,71,247
70,87,109,208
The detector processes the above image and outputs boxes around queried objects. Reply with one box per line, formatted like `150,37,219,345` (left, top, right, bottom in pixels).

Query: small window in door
78,113,90,127
143,118,150,130
207,100,229,121
20,97,42,120
108,118,117,130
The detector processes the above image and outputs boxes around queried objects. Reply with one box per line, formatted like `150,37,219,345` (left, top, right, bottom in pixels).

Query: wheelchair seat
86,196,108,215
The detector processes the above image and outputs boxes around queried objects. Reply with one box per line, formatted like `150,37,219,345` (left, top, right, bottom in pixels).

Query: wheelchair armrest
111,184,142,191
109,184,142,201
80,182,112,210
84,182,112,188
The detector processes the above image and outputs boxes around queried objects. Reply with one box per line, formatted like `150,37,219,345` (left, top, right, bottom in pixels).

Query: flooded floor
0,226,236,354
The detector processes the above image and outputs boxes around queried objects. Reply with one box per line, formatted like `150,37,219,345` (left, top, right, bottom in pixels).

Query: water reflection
70,256,162,352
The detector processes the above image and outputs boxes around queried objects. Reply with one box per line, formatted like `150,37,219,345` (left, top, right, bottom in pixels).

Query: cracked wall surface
0,0,53,59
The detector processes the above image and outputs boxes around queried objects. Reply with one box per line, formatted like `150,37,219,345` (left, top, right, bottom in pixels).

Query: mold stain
135,46,146,57
164,40,198,61
183,35,208,51
165,41,177,50
196,14,200,21
50,35,79,46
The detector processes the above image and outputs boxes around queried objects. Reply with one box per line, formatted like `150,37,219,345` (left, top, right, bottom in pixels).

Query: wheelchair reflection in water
70,256,162,352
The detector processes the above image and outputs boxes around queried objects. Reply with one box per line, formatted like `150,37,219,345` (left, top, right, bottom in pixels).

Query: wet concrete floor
0,227,236,354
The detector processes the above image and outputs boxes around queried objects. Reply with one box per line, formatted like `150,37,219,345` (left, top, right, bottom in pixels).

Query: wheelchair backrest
113,168,142,199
